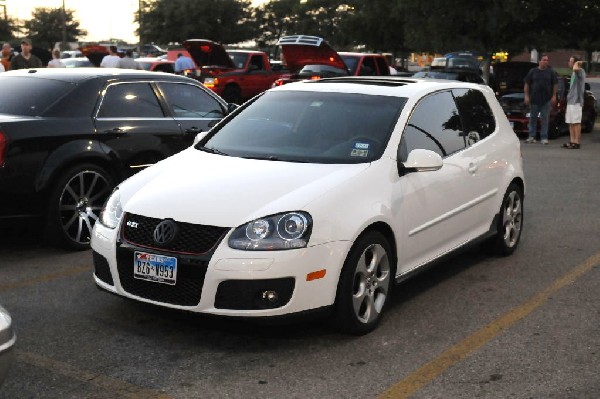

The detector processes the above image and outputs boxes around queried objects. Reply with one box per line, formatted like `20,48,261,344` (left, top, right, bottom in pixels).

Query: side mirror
398,149,443,175
227,103,239,114
193,131,209,145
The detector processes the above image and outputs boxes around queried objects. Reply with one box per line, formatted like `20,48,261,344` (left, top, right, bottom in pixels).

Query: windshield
201,90,406,163
0,76,74,116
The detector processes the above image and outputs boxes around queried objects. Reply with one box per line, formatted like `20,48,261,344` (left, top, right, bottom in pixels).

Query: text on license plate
134,251,177,285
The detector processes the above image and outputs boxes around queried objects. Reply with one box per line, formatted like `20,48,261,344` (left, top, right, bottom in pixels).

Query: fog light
262,290,279,303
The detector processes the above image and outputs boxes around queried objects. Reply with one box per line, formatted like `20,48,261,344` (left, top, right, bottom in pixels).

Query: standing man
118,49,139,69
523,54,558,144
174,52,195,74
562,56,586,149
9,38,43,70
100,45,121,68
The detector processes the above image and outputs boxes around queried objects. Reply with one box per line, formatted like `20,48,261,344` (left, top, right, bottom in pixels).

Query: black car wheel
222,85,242,104
332,231,393,335
45,164,114,250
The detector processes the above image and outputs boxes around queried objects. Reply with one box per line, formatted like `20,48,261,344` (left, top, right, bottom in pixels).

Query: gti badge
126,221,139,228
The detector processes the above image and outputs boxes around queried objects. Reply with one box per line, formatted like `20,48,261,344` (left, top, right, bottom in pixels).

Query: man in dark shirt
523,54,558,144
9,38,43,70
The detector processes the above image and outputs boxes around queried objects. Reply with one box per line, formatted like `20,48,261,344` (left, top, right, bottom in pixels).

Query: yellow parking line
379,251,600,399
0,265,90,291
17,350,174,399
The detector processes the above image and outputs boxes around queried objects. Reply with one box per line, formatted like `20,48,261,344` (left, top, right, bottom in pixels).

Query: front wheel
332,231,394,335
45,164,115,250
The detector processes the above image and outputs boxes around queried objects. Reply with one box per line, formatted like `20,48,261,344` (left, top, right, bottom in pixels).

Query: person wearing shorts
563,56,586,149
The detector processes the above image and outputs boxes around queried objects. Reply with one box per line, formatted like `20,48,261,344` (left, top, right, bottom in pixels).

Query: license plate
134,251,177,285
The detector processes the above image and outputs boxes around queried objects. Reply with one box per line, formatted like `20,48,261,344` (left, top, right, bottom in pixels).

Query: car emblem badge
153,220,178,245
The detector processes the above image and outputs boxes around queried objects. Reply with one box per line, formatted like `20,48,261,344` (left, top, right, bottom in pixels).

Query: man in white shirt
100,46,121,68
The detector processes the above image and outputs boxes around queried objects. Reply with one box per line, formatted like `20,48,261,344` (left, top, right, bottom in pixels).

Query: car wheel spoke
352,243,391,324
503,191,522,247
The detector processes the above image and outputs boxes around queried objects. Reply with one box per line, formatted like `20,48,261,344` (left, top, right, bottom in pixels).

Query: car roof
271,76,489,98
0,68,185,83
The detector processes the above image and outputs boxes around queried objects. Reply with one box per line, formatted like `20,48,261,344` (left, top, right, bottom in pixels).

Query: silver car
0,304,16,387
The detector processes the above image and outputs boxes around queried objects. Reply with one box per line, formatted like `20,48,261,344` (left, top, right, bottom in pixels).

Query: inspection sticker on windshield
351,142,369,157
134,251,177,285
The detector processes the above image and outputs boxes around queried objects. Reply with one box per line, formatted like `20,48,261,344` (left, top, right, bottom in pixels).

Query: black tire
45,164,115,250
332,231,394,335
485,183,523,257
222,85,242,104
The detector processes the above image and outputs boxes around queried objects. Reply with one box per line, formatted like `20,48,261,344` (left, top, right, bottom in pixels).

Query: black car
0,68,233,250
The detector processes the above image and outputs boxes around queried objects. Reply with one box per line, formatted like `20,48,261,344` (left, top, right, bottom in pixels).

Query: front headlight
228,211,312,250
99,189,123,229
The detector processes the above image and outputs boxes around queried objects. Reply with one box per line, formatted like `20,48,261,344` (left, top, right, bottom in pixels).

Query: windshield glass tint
0,76,74,116
202,90,406,163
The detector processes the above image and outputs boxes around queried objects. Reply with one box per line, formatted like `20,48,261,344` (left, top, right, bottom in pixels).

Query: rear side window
400,91,466,160
0,76,74,116
159,83,224,118
97,82,164,118
452,88,496,142
375,57,390,76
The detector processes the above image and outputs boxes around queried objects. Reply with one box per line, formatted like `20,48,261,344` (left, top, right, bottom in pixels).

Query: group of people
523,53,587,149
1,39,143,71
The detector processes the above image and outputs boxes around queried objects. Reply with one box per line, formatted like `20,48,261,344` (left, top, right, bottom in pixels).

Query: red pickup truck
183,39,285,104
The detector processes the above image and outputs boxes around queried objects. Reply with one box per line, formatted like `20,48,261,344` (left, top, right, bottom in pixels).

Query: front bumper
91,221,349,317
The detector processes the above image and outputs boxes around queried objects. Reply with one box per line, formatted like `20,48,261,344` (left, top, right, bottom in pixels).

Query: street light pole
61,0,67,50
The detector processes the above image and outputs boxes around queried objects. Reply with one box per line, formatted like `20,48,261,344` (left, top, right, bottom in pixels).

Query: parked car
0,68,233,250
499,75,597,138
0,304,16,388
412,68,486,84
273,35,389,86
91,76,525,335
135,57,175,73
62,57,94,68
60,50,83,59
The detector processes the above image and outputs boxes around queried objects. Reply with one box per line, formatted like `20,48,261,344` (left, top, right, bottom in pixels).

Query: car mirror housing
398,148,443,175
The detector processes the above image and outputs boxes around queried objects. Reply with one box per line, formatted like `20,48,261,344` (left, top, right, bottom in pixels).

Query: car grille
116,245,209,306
121,213,229,255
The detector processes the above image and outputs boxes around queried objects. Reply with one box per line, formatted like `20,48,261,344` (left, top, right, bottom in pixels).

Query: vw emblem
153,220,178,245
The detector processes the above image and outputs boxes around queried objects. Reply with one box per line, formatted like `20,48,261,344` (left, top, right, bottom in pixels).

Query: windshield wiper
197,146,230,156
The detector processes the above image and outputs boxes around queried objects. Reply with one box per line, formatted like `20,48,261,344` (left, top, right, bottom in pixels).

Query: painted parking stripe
379,251,600,399
17,350,174,399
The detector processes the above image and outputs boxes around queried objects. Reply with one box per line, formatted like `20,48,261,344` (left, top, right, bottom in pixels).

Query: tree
0,17,18,42
23,7,86,50
138,0,254,45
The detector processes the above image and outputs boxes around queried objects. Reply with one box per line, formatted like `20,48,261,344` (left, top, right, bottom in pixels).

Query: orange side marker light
306,269,326,281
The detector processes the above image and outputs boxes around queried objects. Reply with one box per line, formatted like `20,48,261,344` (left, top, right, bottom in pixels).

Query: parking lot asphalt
0,126,599,399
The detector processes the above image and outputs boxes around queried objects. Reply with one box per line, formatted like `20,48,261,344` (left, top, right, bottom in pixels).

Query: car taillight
310,75,321,81
0,131,7,167
273,79,285,87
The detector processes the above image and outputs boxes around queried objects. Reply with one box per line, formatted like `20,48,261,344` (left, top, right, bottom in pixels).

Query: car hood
492,61,537,96
183,39,236,69
120,148,370,227
278,37,346,74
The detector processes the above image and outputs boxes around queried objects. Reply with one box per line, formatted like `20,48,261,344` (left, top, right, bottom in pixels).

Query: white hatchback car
92,76,525,334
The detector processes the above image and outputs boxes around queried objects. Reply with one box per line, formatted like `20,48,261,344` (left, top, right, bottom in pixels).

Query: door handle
185,127,203,135
103,127,125,134
468,161,479,174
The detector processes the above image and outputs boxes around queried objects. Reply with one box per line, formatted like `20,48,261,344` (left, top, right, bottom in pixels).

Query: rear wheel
45,164,114,250
332,231,393,335
485,183,523,256
222,85,242,104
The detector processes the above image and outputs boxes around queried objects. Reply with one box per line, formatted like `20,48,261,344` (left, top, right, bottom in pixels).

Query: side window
159,83,224,118
359,57,376,75
399,91,466,161
249,55,264,71
453,88,496,142
375,57,390,76
98,83,164,118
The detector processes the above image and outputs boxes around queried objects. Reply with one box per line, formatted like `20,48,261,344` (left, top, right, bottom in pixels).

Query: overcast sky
6,0,267,44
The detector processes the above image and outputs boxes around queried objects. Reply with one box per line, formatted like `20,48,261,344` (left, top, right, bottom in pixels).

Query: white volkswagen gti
91,76,525,335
